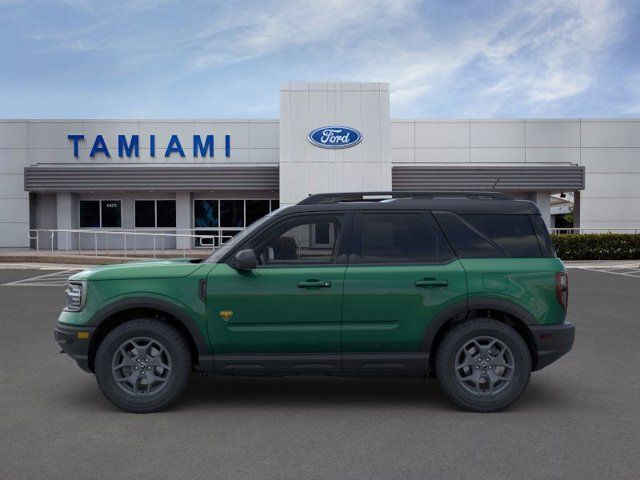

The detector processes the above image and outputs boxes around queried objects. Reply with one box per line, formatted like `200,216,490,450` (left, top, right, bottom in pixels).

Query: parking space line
2,269,81,287
570,265,640,278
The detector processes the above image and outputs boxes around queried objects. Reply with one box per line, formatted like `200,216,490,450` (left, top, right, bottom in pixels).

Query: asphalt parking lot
1,266,639,480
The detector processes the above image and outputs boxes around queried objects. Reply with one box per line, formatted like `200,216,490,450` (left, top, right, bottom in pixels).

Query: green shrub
550,233,640,260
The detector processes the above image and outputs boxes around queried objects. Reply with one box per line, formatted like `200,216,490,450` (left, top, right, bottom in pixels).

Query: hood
69,259,206,281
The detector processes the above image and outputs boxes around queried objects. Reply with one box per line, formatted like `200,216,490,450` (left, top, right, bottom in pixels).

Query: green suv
55,191,574,413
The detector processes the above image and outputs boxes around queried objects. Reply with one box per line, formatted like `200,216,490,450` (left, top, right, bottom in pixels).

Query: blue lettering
225,134,230,158
193,135,214,157
165,135,185,157
67,134,84,158
118,135,139,157
89,135,111,158
150,135,155,157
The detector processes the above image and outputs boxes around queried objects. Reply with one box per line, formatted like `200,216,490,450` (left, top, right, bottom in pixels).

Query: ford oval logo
308,126,362,149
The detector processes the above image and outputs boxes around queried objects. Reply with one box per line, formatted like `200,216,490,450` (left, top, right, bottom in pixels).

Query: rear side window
530,214,556,257
353,212,454,264
433,212,501,258
461,214,542,258
434,212,544,258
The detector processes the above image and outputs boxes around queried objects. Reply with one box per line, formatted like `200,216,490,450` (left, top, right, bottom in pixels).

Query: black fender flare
420,297,537,353
87,297,213,371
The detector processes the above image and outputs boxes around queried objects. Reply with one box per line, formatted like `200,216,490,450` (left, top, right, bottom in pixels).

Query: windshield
206,206,289,263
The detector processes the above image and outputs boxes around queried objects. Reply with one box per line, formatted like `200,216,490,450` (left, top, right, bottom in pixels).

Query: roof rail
298,191,511,205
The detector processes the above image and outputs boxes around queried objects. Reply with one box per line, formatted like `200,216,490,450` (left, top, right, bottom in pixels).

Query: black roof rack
298,191,511,205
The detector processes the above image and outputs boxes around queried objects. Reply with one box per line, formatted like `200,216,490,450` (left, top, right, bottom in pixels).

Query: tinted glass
101,200,121,228
194,200,219,227
462,214,542,258
357,212,454,264
252,216,340,265
157,200,176,228
530,214,556,257
246,200,270,226
135,200,155,228
433,212,501,258
270,200,280,211
79,201,100,228
220,200,244,227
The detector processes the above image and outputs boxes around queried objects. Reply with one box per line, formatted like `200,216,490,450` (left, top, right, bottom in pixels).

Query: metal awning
24,165,279,192
392,165,585,192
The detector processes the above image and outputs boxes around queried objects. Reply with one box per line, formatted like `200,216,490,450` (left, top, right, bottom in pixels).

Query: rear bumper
530,322,575,371
54,324,96,373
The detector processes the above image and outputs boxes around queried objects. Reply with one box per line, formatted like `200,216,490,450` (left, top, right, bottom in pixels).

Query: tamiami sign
67,134,232,158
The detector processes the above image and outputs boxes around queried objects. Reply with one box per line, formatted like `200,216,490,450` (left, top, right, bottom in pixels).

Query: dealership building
0,82,638,250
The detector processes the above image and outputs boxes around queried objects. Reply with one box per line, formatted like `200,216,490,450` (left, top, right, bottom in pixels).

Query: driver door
206,213,349,371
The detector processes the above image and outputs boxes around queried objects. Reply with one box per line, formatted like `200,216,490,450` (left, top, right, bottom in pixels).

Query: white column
56,192,77,250
175,192,191,250
530,191,551,227
279,82,392,206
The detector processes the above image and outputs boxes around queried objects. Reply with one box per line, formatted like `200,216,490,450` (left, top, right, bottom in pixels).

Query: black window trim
347,210,458,267
223,211,352,268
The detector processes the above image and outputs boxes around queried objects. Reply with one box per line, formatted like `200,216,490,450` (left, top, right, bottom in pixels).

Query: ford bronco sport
55,191,574,413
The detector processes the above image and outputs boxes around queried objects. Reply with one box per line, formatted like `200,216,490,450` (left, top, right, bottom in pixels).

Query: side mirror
232,249,258,270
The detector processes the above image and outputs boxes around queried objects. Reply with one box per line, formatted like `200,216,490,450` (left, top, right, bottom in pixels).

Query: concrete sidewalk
0,248,210,265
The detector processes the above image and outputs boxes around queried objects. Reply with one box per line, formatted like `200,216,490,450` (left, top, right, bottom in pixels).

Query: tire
95,318,192,413
435,318,531,413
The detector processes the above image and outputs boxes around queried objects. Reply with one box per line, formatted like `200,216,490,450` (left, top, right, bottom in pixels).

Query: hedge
550,233,640,260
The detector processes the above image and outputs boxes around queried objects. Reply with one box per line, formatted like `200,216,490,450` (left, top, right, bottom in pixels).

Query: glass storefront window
135,201,155,228
135,200,176,228
79,201,100,228
246,200,270,226
101,201,122,228
157,200,176,228
80,200,121,228
194,200,219,228
220,200,244,228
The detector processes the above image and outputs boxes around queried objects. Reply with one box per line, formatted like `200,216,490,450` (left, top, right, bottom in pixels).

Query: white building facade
1,82,638,249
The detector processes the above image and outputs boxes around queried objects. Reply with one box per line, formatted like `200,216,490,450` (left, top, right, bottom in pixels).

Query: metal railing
26,228,240,258
549,228,639,234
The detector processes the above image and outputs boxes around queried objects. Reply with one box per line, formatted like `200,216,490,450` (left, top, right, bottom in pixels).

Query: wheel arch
422,298,539,372
86,297,212,373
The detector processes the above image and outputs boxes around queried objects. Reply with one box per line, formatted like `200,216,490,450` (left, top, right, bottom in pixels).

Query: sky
0,0,639,119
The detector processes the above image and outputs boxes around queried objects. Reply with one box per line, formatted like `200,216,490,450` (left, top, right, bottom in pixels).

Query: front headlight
64,282,86,312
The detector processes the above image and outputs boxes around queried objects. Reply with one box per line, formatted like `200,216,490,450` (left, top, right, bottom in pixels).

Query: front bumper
54,324,96,373
530,322,575,371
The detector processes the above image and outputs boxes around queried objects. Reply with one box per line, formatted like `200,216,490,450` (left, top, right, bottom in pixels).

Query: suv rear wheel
95,318,192,413
435,318,531,412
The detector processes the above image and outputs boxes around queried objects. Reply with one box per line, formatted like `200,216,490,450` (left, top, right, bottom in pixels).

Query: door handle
415,279,448,287
298,280,332,288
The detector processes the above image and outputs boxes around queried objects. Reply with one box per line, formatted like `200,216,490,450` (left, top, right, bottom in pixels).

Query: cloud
0,0,635,118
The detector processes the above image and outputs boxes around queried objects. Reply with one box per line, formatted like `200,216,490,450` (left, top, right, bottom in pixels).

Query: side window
462,214,542,258
251,216,341,266
355,212,454,264
433,211,502,258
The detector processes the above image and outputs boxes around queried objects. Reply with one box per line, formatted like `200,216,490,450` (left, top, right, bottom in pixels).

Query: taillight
555,272,568,310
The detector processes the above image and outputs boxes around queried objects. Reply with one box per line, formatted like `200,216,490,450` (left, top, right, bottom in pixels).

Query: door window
354,212,454,264
250,216,341,266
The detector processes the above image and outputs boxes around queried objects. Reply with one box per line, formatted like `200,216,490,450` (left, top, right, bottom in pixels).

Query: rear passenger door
341,212,467,371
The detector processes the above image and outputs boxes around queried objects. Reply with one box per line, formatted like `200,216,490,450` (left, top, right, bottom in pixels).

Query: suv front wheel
436,318,532,412
95,318,192,413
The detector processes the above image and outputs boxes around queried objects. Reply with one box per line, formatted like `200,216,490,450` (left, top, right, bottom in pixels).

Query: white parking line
569,264,640,278
2,269,81,287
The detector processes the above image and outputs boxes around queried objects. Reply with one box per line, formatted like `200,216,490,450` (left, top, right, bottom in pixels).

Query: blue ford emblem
308,126,362,149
